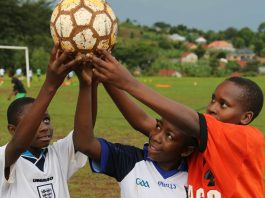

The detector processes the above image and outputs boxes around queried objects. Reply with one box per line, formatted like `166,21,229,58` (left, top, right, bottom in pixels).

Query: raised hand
45,45,82,89
88,49,136,90
75,62,93,87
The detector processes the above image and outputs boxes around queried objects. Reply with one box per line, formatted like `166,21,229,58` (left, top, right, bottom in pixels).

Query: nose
151,130,163,144
207,102,217,115
38,121,50,134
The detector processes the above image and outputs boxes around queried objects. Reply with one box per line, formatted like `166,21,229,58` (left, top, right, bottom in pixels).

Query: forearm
74,85,93,147
73,84,100,160
122,79,200,138
92,81,98,127
104,83,153,136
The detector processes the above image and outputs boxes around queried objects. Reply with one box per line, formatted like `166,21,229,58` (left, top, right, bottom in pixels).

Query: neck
27,147,45,158
156,158,182,171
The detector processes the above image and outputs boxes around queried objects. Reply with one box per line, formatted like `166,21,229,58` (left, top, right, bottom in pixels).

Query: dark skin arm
103,83,155,136
73,64,101,162
5,46,81,177
89,50,200,138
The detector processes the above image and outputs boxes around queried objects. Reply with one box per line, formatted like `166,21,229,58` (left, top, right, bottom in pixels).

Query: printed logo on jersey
136,178,150,188
204,169,215,186
33,177,53,183
157,181,176,189
37,183,55,198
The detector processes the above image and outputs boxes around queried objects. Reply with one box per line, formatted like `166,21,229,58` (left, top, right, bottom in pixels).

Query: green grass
0,75,264,197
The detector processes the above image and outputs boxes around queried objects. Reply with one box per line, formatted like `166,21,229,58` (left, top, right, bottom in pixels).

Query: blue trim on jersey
143,143,187,179
97,138,110,173
21,148,48,171
89,139,188,181
21,148,47,158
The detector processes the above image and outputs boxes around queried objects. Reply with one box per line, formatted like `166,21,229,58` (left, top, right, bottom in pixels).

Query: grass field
0,75,264,197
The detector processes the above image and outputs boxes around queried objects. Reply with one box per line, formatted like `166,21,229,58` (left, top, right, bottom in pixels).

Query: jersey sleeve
52,131,87,179
0,145,16,186
89,138,144,182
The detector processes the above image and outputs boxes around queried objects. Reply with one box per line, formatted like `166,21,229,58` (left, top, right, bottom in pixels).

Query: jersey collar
143,143,187,179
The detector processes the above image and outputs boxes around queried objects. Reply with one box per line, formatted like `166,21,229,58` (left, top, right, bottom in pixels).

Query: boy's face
16,104,53,151
148,118,191,170
206,80,246,124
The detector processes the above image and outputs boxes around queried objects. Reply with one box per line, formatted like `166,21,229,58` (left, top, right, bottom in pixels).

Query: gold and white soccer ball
50,0,118,56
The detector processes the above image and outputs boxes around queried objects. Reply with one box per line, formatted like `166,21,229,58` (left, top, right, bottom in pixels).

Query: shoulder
99,138,144,160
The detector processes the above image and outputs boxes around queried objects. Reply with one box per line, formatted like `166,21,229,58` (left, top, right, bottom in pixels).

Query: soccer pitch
0,75,264,197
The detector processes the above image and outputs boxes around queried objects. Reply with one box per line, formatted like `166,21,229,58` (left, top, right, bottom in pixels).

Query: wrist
123,77,139,92
42,81,59,95
79,79,92,86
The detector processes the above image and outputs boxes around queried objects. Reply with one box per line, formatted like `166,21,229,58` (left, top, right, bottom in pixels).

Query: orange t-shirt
188,114,264,198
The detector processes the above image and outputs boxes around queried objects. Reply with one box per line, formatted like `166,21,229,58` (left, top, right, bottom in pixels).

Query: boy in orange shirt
89,50,264,198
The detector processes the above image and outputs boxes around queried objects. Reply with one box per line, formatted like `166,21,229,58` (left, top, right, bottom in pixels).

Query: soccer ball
50,0,118,56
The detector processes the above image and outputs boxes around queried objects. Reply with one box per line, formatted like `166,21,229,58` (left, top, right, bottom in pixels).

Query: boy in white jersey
74,60,197,198
0,45,93,198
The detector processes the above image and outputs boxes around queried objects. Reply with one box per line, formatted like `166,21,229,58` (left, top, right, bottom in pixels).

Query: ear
240,111,254,125
181,146,195,157
7,124,16,136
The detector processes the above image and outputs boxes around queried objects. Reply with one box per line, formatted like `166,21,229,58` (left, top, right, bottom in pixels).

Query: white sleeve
0,145,16,187
52,131,87,179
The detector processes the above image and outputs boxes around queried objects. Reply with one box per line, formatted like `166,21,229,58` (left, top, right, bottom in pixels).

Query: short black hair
226,77,264,121
7,97,35,125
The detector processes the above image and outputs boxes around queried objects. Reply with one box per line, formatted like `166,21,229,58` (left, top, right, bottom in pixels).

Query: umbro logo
204,169,215,186
136,178,150,188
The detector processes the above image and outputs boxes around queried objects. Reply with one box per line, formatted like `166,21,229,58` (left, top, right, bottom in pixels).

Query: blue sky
106,0,265,31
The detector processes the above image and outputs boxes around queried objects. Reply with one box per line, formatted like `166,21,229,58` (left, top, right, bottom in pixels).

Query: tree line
0,0,265,76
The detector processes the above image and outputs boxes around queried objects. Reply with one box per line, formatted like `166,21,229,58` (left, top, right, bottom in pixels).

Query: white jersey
89,139,188,198
0,132,87,198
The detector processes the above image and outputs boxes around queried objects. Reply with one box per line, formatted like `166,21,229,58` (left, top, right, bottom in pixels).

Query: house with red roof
207,41,235,52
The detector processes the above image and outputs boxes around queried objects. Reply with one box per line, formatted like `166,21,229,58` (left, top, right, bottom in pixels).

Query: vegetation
1,0,265,76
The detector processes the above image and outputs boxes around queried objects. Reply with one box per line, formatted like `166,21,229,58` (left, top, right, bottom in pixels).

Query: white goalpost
0,45,31,88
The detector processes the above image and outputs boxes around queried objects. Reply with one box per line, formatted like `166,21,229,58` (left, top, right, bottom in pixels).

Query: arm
73,64,101,162
103,83,155,136
5,46,81,171
90,50,200,138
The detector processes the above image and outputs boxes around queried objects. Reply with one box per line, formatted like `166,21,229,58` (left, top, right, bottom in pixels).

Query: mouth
148,143,160,153
38,135,52,142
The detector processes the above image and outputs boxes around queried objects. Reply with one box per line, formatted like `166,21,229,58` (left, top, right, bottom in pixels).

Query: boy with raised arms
0,46,96,197
89,50,264,198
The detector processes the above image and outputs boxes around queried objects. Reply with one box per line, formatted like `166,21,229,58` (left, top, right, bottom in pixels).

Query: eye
220,101,228,109
210,94,216,103
156,123,161,131
43,117,50,124
155,119,161,131
167,133,173,141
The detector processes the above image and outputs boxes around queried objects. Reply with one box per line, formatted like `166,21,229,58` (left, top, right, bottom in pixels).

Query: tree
258,22,265,33
254,39,265,56
31,47,50,71
224,27,238,40
153,22,171,32
238,27,254,47
194,45,206,59
232,37,246,48
226,61,240,72
113,41,158,72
